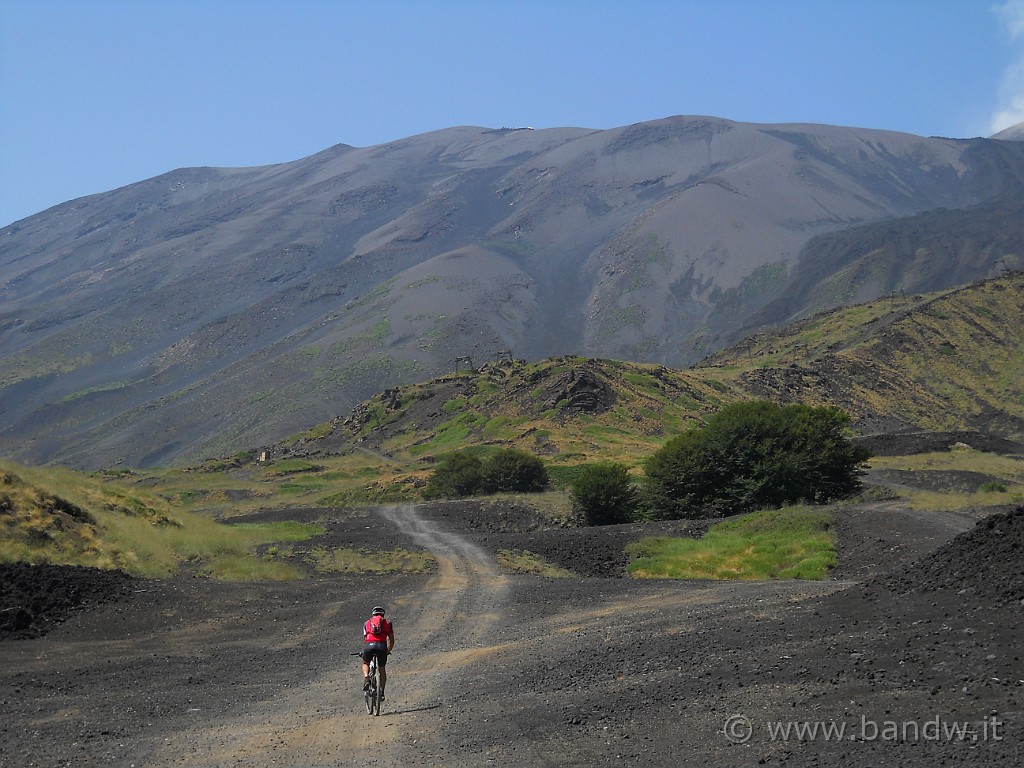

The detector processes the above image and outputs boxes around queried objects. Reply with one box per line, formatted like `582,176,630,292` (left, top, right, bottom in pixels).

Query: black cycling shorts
361,641,389,667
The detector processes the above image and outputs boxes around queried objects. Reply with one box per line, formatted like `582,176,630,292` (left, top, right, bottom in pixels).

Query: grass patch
276,479,329,495
292,422,334,442
318,475,423,505
868,448,1024,482
100,517,325,578
497,549,574,577
626,507,836,580
202,554,306,581
482,415,513,439
442,397,468,414
308,547,436,574
265,459,321,476
902,488,1024,511
0,459,325,579
868,448,1024,510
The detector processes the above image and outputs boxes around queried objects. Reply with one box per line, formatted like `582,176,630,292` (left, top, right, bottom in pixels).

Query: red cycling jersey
364,617,393,643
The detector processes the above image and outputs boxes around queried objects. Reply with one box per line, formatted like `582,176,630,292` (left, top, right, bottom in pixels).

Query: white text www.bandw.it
765,715,1004,743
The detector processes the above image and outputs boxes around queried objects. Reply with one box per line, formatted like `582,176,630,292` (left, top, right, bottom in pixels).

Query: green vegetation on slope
308,547,435,574
0,460,321,579
104,274,1024,521
288,355,735,468
868,445,1024,511
702,273,1024,434
497,549,574,577
626,507,836,580
246,275,1023,500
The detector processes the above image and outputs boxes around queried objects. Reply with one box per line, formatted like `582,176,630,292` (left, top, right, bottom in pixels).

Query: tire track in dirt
143,503,508,767
381,504,509,649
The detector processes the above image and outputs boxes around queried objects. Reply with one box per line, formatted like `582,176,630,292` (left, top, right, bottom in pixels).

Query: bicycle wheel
364,684,374,715
365,659,378,715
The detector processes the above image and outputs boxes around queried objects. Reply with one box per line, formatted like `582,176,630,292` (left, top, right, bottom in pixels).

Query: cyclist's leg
360,646,372,688
377,648,389,696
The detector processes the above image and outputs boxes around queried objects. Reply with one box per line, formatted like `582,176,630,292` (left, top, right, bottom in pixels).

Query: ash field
1,463,1022,767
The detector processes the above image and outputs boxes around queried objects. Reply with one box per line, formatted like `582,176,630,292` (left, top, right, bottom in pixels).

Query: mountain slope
277,273,1024,471
992,120,1024,141
278,355,734,467
702,272,1024,437
3,117,1024,467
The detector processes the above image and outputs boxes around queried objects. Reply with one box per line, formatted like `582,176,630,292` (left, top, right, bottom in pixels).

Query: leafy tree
481,448,549,493
423,448,549,499
423,451,485,499
643,401,870,519
571,462,639,526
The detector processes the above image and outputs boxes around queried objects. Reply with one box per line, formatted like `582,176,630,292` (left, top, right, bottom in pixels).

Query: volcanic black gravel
883,505,1024,604
2,497,1022,766
0,562,136,639
853,430,1024,457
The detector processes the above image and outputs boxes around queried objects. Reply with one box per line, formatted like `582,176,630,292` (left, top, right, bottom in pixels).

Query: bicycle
352,651,382,715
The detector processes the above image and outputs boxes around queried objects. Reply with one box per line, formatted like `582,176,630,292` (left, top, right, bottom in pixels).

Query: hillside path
9,499,974,767
144,504,509,767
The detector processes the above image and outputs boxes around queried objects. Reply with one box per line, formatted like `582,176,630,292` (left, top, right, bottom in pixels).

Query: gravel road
2,501,1021,767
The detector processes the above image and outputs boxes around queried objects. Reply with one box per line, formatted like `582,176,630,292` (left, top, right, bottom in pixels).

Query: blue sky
2,0,1024,227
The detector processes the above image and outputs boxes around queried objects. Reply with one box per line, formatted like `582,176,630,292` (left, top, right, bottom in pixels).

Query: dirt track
1,501,1022,767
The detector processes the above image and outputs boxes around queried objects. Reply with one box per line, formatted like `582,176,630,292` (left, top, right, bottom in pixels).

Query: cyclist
361,605,395,700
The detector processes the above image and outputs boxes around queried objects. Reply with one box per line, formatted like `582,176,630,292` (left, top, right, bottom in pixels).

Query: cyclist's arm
387,626,395,652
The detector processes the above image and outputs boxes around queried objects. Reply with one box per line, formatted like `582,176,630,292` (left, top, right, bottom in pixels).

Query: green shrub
643,401,870,519
422,451,485,499
980,481,1008,493
481,449,549,494
423,448,549,499
571,462,638,526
